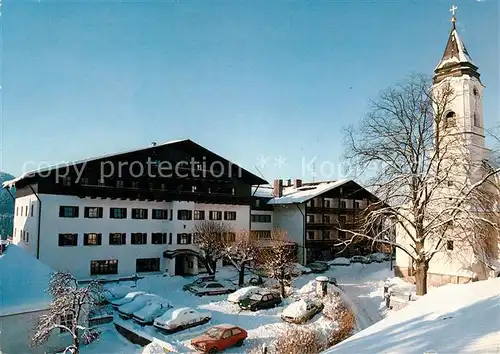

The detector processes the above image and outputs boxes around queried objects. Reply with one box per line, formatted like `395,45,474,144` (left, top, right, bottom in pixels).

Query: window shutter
121,233,126,244
224,211,227,220
73,234,78,246
84,208,89,218
74,207,79,218
177,234,180,244
123,208,127,218
84,234,88,246
144,209,148,219
59,206,64,217
98,207,103,218
163,233,167,244
168,233,172,244
58,235,63,246
97,233,102,245
143,233,147,244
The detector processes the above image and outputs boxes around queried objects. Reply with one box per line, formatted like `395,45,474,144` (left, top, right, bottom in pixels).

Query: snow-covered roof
2,139,190,189
324,277,500,354
251,185,274,198
267,179,350,205
0,245,54,316
435,29,476,71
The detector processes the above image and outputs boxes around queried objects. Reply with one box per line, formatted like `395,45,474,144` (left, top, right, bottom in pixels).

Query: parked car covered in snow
133,299,172,325
350,255,371,264
238,291,281,311
185,281,235,296
291,263,312,276
307,261,329,273
117,294,161,319
101,285,135,304
182,275,216,291
111,291,146,308
191,324,247,353
281,298,324,324
328,257,351,266
369,253,387,263
154,307,211,333
227,286,262,303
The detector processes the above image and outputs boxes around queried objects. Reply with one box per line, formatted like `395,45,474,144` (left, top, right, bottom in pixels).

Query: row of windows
307,214,350,224
58,232,175,246
251,214,271,223
14,228,29,243
89,258,160,275
16,204,35,217
306,199,361,209
59,206,238,221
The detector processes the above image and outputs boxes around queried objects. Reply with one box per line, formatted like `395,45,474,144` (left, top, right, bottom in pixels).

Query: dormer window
445,111,456,128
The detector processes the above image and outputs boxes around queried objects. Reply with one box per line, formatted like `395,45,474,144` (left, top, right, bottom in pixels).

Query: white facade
273,204,306,262
13,194,250,279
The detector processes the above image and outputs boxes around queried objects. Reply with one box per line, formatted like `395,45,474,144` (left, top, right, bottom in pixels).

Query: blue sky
1,0,498,182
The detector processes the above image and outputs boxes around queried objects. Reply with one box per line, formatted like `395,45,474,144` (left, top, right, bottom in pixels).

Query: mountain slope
0,172,15,239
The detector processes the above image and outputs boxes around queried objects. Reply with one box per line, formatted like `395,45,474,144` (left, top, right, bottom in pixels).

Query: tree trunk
279,280,285,298
238,264,245,287
205,258,216,275
415,260,428,295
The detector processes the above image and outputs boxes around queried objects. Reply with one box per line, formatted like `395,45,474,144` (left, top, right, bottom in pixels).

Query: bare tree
224,229,259,286
30,271,104,353
343,75,500,295
255,229,296,297
194,220,232,275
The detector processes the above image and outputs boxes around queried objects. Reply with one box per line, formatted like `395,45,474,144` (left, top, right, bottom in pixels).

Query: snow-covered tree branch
193,220,232,275
30,271,104,353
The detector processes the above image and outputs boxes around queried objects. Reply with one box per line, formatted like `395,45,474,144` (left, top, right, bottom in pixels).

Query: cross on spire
450,5,457,29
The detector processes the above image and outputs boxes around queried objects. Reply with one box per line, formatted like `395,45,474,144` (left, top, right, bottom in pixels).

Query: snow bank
324,278,500,354
282,299,308,317
0,245,54,316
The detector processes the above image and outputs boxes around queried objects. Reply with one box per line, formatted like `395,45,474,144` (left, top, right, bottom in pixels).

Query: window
445,111,457,127
354,201,360,209
169,210,173,220
177,210,192,220
168,233,172,244
131,181,140,188
253,230,271,240
339,231,346,239
136,258,160,272
90,259,118,275
231,188,235,195
473,112,479,127
109,233,126,245
339,200,347,209
447,181,454,187
152,209,168,220
177,233,192,244
80,177,89,185
116,180,124,188
255,199,260,208
324,200,331,208
31,205,34,217
323,215,331,223
84,207,103,218
131,233,147,244
194,210,205,220
58,234,78,246
97,179,105,187
224,211,237,221
59,313,74,333
324,231,331,240
62,177,71,186
84,233,102,246
192,185,197,192
232,328,242,336
447,240,454,250
25,205,28,216
20,206,23,217
59,206,79,218
132,208,148,219
26,232,29,242
110,208,127,219
339,215,347,224
251,214,272,223
152,233,168,244
209,211,222,220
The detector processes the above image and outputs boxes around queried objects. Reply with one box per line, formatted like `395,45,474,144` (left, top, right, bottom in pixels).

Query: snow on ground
325,277,500,354
81,262,406,353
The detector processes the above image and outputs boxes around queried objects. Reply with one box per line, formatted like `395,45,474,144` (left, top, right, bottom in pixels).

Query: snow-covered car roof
227,286,261,302
282,299,317,318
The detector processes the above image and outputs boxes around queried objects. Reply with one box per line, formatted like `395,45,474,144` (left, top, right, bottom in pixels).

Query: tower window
473,87,479,97
445,111,456,128
473,112,480,127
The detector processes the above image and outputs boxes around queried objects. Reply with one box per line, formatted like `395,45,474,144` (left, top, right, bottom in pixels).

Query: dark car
350,256,371,264
238,292,282,311
307,261,329,273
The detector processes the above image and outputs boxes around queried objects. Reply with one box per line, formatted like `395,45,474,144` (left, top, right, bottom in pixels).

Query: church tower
432,6,488,172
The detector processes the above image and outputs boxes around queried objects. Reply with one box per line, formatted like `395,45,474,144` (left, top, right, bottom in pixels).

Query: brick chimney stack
273,179,283,198
294,179,302,188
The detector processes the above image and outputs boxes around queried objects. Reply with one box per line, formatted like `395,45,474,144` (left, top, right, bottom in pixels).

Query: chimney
273,179,283,198
294,179,302,188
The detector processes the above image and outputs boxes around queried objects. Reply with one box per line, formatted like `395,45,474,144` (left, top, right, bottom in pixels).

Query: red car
191,324,247,353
